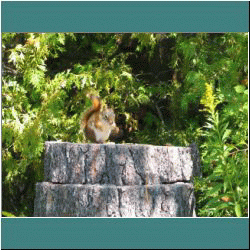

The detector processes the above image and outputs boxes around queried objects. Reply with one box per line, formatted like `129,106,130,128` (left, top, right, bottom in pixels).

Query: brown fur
82,95,119,143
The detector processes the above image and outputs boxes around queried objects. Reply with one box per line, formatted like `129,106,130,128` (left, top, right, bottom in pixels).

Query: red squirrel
81,95,120,143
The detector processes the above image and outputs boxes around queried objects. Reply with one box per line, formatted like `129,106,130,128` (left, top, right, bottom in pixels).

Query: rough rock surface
34,142,201,217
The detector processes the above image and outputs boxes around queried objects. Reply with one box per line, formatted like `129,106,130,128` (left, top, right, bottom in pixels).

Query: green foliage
2,33,75,216
2,211,17,217
2,32,248,217
196,82,248,217
131,33,157,59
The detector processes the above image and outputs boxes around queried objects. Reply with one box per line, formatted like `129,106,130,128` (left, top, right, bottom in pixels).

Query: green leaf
243,102,248,111
2,211,16,217
207,183,223,196
235,203,242,217
121,71,133,81
234,85,245,94
222,129,231,142
223,180,229,193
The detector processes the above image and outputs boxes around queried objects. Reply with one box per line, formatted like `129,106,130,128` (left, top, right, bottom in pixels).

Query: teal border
1,1,249,249
1,1,249,32
2,218,249,249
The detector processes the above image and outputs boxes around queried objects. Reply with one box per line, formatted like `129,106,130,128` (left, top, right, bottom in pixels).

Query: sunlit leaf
235,203,242,217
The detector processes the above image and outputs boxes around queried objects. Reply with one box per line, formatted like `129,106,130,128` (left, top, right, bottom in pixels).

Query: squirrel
81,95,120,143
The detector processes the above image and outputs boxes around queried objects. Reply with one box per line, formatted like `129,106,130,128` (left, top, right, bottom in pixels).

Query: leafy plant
196,82,248,217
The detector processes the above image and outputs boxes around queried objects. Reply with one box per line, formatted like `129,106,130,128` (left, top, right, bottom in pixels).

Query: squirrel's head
102,108,116,126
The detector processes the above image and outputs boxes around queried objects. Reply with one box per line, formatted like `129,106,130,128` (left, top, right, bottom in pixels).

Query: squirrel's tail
81,95,101,129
